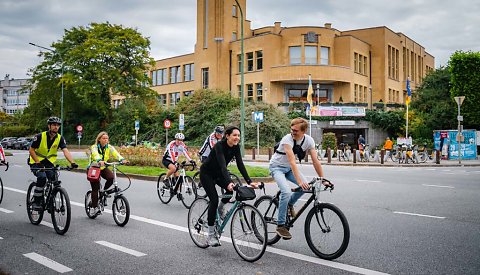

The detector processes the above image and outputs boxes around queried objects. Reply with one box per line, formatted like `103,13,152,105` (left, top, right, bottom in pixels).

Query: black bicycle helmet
47,116,62,125
215,125,225,134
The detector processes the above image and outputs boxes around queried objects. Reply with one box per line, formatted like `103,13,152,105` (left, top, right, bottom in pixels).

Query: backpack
274,136,306,162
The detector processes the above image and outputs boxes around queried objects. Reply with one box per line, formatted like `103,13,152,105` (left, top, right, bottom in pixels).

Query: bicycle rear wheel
112,195,130,226
180,176,197,209
51,187,71,235
187,198,210,248
230,204,267,262
193,171,206,198
84,190,99,219
305,203,350,260
0,177,3,204
253,195,281,245
26,181,44,225
157,173,173,204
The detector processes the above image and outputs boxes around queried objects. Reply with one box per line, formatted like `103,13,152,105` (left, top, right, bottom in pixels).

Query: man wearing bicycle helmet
198,125,224,163
29,116,78,210
162,132,195,187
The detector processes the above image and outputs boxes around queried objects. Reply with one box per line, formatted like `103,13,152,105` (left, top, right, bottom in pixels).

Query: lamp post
29,42,65,137
454,96,465,164
233,0,245,156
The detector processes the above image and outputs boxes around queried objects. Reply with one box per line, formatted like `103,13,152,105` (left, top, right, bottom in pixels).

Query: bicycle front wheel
418,152,428,163
51,187,71,235
0,176,3,204
84,190,98,219
230,204,267,262
253,195,281,245
157,173,173,204
26,182,44,225
112,195,130,226
180,176,197,209
305,203,350,260
193,171,206,198
188,198,210,248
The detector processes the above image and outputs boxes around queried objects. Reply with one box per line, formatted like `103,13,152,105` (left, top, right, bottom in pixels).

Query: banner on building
433,129,477,160
311,106,366,117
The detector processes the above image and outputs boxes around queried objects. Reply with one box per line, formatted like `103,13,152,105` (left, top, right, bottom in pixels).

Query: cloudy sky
1,0,478,79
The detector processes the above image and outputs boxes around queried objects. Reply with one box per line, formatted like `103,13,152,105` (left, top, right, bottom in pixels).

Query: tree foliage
24,22,155,141
449,51,480,129
410,66,456,139
365,109,405,138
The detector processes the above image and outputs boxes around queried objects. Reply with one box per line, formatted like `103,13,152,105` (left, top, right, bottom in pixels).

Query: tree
410,67,456,139
449,51,480,129
25,22,155,141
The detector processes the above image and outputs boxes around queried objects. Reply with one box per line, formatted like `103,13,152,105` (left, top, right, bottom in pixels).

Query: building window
246,52,254,72
7,90,17,96
320,47,329,65
255,50,263,70
157,94,167,106
152,70,157,86
184,63,194,81
237,85,241,98
256,83,263,102
237,54,242,73
354,84,358,102
201,67,209,89
232,32,237,41
289,46,301,64
156,69,168,85
170,66,181,84
170,92,180,107
364,56,368,76
183,91,194,97
232,5,237,17
354,53,358,72
363,86,367,103
354,52,368,75
305,46,317,65
247,84,254,102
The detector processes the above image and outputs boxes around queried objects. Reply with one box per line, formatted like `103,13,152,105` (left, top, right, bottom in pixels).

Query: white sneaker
207,234,221,247
89,207,100,216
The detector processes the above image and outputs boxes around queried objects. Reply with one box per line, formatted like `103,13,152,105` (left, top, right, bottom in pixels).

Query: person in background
198,126,224,163
383,137,393,161
162,133,195,187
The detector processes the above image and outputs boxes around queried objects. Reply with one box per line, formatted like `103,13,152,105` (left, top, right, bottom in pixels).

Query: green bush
322,132,337,151
0,125,32,137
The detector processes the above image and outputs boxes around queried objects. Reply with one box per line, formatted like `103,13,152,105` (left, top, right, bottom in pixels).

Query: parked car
13,137,33,150
1,137,17,149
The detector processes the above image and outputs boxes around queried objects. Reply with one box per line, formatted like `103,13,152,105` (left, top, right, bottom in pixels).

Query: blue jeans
269,165,305,226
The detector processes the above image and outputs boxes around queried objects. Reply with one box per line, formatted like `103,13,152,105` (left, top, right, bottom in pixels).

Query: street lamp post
454,96,465,164
29,42,65,137
233,0,245,156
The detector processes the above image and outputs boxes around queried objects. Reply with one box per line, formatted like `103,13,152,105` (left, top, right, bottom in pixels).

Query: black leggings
200,171,232,226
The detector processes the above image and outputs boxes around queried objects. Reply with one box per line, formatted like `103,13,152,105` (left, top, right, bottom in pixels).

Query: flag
405,78,411,105
307,74,313,108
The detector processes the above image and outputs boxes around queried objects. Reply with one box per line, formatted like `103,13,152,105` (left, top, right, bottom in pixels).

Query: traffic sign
179,114,184,130
163,119,171,129
253,111,264,123
135,120,140,130
76,125,83,132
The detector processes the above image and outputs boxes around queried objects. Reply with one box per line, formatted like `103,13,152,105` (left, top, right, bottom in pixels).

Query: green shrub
322,132,337,151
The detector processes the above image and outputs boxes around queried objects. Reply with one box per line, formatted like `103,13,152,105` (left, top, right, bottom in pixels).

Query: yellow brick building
145,0,434,111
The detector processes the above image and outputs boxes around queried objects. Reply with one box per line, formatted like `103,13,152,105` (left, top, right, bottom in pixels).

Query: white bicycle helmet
175,133,185,140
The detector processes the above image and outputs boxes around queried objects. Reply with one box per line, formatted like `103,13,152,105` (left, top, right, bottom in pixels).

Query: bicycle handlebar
30,165,73,171
292,177,334,192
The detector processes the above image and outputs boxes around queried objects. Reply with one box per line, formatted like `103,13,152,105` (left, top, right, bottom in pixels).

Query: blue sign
253,111,264,123
179,114,184,130
135,120,140,130
433,130,477,160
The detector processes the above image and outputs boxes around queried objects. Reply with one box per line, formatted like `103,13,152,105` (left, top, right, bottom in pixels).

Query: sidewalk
243,154,480,167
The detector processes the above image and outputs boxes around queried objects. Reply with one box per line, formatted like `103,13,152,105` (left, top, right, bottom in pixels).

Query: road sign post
179,114,184,131
454,96,465,164
252,111,264,155
135,120,140,146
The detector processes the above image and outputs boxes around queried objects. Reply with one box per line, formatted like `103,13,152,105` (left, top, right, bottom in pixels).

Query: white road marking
393,211,445,219
95,241,147,257
14,164,24,167
422,184,454,189
4,186,26,194
23,252,73,273
6,185,388,275
0,208,14,213
0,236,3,240
425,168,436,171
41,221,54,228
356,179,381,183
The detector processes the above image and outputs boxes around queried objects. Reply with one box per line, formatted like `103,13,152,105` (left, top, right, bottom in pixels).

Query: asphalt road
1,150,479,274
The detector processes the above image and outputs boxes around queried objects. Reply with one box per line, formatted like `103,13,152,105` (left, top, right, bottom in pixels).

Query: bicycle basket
235,186,256,201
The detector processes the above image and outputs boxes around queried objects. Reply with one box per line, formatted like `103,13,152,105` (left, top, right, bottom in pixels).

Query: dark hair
222,125,240,141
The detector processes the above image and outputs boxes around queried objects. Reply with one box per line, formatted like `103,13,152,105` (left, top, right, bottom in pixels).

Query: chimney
274,22,281,34
324,23,332,29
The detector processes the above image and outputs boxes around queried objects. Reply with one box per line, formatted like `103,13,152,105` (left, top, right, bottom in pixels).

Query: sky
1,0,479,79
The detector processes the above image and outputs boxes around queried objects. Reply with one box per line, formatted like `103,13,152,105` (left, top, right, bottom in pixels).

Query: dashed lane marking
95,241,147,257
23,252,73,273
0,208,14,213
422,184,454,189
393,211,445,219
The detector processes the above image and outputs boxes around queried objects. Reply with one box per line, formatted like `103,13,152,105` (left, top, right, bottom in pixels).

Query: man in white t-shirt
269,117,325,240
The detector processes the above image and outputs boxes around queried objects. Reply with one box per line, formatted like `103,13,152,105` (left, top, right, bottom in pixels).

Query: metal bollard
327,148,331,163
381,149,385,164
268,148,272,160
435,150,440,164
252,148,256,160
353,149,357,163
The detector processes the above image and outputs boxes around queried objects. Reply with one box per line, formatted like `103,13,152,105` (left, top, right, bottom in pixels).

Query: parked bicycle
157,160,197,209
254,177,350,260
84,162,131,226
337,143,350,161
26,166,72,235
188,183,267,262
417,143,431,163
358,144,370,162
0,161,9,204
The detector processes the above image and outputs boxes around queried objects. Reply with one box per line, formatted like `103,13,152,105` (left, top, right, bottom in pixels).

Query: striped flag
405,78,411,105
307,74,313,108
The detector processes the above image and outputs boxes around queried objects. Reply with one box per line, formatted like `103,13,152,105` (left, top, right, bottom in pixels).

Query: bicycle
0,161,9,204
337,143,350,162
188,183,267,262
193,170,242,199
254,177,350,260
157,160,197,209
84,162,131,226
26,165,73,235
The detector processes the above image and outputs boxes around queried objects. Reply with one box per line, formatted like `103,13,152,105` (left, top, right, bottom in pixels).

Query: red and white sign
163,119,171,129
76,125,83,132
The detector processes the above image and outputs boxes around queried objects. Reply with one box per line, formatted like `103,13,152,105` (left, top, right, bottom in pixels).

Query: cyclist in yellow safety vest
29,117,78,210
87,131,128,216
